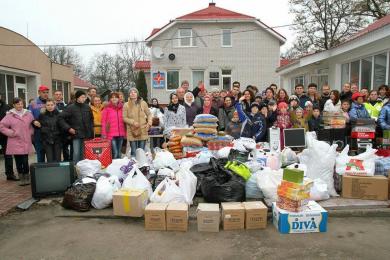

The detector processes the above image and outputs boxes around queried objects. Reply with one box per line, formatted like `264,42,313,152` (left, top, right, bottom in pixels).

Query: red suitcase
84,138,112,168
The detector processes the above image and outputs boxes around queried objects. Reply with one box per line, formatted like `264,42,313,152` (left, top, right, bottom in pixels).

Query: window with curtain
222,29,232,47
167,70,179,90
178,29,195,47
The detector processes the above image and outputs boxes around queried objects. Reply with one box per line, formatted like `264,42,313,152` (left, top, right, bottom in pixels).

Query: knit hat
305,101,313,107
129,87,139,96
289,95,299,102
295,107,304,112
277,102,288,110
75,90,86,100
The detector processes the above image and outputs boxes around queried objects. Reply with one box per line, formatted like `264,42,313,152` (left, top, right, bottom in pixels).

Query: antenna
26,23,29,39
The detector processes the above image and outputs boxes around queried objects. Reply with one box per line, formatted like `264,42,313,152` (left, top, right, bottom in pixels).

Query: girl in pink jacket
101,92,126,159
0,98,38,185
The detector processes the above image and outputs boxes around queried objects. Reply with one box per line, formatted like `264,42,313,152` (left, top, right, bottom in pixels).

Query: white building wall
149,22,281,103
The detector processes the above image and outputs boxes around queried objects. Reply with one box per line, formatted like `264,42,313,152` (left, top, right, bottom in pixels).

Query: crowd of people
1,80,389,186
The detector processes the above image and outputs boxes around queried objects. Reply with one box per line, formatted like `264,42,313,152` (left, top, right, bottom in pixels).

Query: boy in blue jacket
349,92,370,121
236,97,267,143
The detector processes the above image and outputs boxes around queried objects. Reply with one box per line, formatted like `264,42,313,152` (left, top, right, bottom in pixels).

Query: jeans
111,137,124,159
42,141,62,162
129,140,146,157
33,130,45,163
14,155,29,175
72,139,85,164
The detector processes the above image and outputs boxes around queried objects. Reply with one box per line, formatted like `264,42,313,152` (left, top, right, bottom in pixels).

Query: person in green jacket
364,90,383,121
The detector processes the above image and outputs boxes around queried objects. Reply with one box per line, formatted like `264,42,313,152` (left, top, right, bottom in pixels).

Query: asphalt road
0,205,390,259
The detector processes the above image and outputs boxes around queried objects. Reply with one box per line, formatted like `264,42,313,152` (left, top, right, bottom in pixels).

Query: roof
145,3,285,43
73,75,95,89
134,60,151,71
278,14,390,71
176,3,254,20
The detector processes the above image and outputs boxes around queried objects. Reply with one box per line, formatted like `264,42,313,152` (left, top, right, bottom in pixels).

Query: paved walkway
0,155,35,216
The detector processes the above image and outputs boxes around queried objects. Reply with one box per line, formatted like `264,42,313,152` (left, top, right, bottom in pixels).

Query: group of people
0,85,151,185
151,80,390,148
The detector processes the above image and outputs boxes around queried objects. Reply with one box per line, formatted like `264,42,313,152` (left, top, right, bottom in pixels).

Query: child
304,101,313,119
236,100,266,142
288,95,300,121
226,111,242,139
341,100,351,123
274,102,292,149
308,106,322,132
38,98,62,162
292,107,308,131
349,92,370,121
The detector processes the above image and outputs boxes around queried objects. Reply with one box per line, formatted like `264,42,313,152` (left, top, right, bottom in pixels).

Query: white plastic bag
150,178,186,203
122,167,153,198
192,150,213,165
106,157,132,182
76,159,101,177
233,137,256,152
157,167,175,178
310,178,330,201
91,175,121,209
216,147,232,159
335,145,377,176
299,133,338,196
153,150,179,172
176,168,197,205
281,147,299,167
246,172,264,199
287,163,308,177
256,167,283,202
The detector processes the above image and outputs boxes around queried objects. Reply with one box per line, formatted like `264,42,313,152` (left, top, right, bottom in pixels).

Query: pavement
0,203,390,259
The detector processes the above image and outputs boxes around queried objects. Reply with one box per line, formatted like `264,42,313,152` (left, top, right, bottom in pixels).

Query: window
6,75,14,103
167,70,179,90
291,75,304,93
63,82,70,103
221,29,232,47
374,53,387,89
192,70,204,90
15,76,26,84
222,69,232,90
209,72,219,86
178,29,195,47
361,57,372,89
53,80,70,103
341,63,349,85
0,74,6,103
350,60,360,85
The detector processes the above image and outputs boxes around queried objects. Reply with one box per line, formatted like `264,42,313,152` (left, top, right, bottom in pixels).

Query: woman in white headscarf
183,92,201,126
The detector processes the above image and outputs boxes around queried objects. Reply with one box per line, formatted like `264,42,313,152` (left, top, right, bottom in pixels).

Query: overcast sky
0,0,294,64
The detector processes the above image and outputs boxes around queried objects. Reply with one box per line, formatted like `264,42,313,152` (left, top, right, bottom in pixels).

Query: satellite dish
153,47,164,59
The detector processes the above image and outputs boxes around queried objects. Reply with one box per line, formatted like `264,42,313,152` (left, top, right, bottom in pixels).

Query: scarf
167,103,179,113
203,102,212,114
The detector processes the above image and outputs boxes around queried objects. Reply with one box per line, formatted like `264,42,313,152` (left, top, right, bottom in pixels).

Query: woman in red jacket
101,92,126,159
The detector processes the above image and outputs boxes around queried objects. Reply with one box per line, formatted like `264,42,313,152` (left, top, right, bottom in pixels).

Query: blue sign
152,71,166,89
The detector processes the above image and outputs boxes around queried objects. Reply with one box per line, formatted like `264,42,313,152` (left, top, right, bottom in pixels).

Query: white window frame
178,29,195,47
166,70,180,91
221,69,232,90
221,29,232,47
191,70,204,90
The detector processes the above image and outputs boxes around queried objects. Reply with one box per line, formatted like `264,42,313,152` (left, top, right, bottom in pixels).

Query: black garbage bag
190,163,214,197
62,178,96,212
201,158,246,203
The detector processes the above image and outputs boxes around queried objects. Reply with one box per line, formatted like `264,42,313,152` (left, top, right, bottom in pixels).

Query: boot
6,174,20,181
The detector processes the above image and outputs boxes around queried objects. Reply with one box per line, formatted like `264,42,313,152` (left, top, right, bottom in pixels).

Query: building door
222,69,232,90
15,76,27,107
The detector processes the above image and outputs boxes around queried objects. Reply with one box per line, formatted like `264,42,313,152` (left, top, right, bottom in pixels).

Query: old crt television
283,128,306,148
30,162,76,198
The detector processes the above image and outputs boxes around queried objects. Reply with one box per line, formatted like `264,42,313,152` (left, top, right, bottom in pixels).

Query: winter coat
308,116,322,132
340,91,352,101
38,109,62,144
101,102,126,140
236,103,266,142
319,95,330,111
90,104,104,136
323,99,342,113
28,97,46,119
349,102,370,121
218,106,235,131
0,100,10,145
123,99,152,141
274,111,292,129
56,101,66,112
297,94,310,109
226,121,242,140
0,109,34,155
184,103,201,126
58,102,94,140
292,117,308,131
378,103,390,130
163,105,187,137
364,101,383,120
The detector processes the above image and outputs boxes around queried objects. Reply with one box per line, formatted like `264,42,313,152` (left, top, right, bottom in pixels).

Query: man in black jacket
340,83,352,101
58,90,94,163
0,96,18,181
319,84,331,111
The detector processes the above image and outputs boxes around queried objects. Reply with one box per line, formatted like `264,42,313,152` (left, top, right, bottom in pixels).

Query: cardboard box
197,203,220,232
342,175,389,201
243,201,268,229
272,201,328,234
113,189,148,217
166,203,188,232
144,203,168,231
221,202,245,231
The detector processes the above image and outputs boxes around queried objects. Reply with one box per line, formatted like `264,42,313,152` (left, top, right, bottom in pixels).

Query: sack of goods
62,177,97,212
276,168,313,212
167,135,184,159
322,112,346,129
193,114,218,142
181,134,204,157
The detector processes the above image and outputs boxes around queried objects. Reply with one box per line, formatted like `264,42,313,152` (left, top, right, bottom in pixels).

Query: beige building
0,26,74,104
144,3,285,104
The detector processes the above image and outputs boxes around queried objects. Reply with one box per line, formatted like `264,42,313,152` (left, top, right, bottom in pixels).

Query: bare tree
88,53,114,91
354,0,390,19
43,46,86,78
286,0,368,58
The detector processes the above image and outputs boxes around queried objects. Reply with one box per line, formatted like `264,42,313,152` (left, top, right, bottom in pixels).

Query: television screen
31,162,76,198
284,128,306,148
